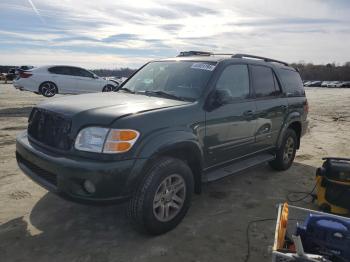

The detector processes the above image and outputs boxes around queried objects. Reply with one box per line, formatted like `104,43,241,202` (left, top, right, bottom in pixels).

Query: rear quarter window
278,69,305,96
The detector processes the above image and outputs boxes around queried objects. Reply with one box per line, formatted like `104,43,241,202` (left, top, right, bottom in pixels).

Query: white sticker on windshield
191,63,216,71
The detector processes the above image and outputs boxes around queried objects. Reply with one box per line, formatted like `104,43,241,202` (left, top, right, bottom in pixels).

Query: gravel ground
0,83,349,262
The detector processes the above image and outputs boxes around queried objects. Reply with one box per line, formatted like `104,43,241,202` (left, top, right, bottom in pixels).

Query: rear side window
215,64,250,99
278,69,304,96
251,65,280,97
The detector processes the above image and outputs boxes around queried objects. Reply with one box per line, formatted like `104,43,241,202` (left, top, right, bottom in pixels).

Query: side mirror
213,89,231,106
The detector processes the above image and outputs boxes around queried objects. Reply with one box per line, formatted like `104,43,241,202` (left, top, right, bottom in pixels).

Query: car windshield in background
121,61,217,101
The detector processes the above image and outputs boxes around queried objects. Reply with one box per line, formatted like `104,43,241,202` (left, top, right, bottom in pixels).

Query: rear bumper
13,79,38,92
16,131,143,205
13,81,23,90
301,120,309,137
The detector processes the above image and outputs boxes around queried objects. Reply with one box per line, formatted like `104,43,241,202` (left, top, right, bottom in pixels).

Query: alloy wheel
41,83,56,97
153,174,186,222
283,136,295,163
103,85,113,92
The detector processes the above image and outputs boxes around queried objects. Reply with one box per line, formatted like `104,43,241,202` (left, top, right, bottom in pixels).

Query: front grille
16,153,57,186
28,108,72,150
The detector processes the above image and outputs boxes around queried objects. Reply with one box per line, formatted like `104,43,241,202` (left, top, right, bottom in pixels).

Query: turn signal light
104,142,131,152
109,130,138,141
103,129,139,153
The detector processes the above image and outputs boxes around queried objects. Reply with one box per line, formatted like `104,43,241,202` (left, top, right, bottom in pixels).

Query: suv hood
36,92,191,126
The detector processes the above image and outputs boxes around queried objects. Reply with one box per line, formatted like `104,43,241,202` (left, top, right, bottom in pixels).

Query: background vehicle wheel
39,82,57,97
269,128,297,171
102,84,114,92
127,157,194,235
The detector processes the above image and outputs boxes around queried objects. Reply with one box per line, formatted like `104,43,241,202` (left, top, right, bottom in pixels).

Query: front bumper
16,131,140,205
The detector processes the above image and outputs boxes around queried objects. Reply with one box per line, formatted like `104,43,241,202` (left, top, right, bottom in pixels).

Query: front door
50,66,77,93
205,64,257,167
72,67,102,93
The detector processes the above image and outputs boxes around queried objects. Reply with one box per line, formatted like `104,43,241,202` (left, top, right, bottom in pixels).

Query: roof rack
232,54,289,66
177,51,212,57
177,51,234,57
176,51,289,66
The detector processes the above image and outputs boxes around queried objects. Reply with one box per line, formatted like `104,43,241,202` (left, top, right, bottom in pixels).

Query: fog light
83,180,96,194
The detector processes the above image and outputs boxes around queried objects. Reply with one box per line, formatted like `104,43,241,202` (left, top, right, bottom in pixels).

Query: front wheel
269,129,297,171
127,157,194,235
102,84,114,92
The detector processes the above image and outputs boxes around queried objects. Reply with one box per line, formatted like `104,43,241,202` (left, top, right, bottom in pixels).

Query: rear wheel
102,84,114,92
127,157,193,235
269,129,297,171
39,82,57,97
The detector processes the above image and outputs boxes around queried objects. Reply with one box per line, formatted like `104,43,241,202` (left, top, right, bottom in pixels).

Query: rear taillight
19,72,32,78
304,100,309,114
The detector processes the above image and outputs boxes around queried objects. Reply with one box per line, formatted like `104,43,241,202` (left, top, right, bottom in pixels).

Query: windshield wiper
118,87,134,93
143,91,194,101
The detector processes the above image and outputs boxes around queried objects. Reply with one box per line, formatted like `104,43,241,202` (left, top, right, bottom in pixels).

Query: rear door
48,66,77,93
205,64,257,167
250,65,288,151
72,67,103,93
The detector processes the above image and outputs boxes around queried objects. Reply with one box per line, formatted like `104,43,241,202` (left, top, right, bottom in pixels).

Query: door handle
243,110,254,116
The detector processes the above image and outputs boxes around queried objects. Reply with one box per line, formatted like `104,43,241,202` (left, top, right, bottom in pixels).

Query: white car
13,65,117,97
326,81,340,88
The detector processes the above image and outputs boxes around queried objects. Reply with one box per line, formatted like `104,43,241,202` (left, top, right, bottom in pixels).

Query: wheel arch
288,121,301,148
277,117,302,149
151,142,204,194
128,135,204,195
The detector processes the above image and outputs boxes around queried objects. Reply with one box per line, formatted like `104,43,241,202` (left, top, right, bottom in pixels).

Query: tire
102,84,114,92
127,157,194,235
269,128,298,171
39,82,57,97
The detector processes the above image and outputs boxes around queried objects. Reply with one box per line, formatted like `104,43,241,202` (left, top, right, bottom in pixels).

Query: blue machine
296,214,350,261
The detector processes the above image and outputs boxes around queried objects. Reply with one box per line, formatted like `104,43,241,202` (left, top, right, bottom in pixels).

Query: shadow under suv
16,52,308,235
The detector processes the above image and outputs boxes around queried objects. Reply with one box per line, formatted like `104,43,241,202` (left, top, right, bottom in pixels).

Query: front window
121,61,216,101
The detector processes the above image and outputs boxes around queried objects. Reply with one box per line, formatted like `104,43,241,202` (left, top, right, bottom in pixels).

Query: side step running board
204,153,275,182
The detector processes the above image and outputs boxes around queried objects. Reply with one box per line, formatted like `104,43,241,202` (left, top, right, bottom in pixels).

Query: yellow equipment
316,157,350,215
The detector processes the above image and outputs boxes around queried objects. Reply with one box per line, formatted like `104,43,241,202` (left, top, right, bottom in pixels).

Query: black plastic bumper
301,120,309,137
16,131,143,205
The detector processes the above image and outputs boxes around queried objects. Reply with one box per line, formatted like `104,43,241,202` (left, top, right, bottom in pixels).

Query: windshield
121,61,216,100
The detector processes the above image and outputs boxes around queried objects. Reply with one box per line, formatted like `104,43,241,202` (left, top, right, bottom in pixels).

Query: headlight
74,127,139,154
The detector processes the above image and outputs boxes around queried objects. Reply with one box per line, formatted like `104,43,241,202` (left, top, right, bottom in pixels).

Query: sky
0,0,349,69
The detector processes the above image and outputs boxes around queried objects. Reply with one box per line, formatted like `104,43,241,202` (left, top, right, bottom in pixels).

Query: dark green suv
16,53,308,234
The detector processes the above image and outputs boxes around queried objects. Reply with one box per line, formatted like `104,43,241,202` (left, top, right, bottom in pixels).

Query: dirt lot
0,83,350,262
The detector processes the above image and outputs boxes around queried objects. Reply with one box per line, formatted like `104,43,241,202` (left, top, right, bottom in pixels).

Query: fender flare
125,130,205,194
277,112,302,148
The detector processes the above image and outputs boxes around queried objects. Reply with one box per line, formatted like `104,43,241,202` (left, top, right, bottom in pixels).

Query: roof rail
177,51,212,57
232,54,289,66
212,53,234,56
177,51,235,57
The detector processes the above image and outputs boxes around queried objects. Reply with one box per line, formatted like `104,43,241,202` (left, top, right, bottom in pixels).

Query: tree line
292,62,350,81
1,62,350,80
91,68,136,78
